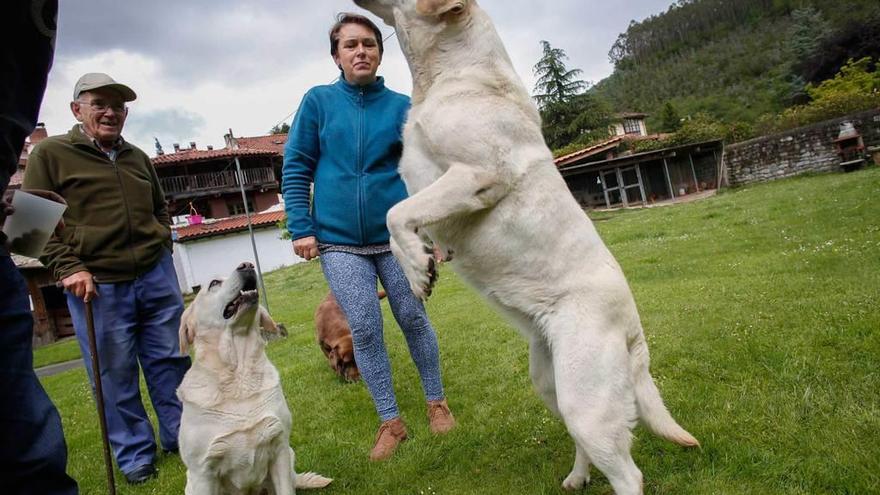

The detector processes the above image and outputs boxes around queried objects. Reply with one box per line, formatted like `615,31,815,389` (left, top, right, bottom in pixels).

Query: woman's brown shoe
427,399,456,434
369,417,408,461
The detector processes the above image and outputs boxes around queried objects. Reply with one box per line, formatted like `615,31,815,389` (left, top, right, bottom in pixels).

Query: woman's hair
329,12,384,58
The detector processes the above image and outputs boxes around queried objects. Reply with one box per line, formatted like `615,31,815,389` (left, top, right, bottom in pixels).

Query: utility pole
228,128,270,311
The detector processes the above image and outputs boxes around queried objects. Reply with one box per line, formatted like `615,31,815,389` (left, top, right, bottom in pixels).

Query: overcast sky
39,0,674,155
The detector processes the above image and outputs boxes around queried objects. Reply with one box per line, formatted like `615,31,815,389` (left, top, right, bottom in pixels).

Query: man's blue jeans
66,250,191,475
0,249,78,494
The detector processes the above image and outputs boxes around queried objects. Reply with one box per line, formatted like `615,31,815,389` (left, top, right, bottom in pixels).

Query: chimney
30,123,48,145
225,128,239,150
189,142,196,150
173,143,180,152
207,145,214,151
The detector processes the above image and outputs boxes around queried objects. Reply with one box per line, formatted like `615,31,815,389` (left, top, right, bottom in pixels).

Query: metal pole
663,157,675,199
228,128,270,311
85,301,117,495
689,152,700,192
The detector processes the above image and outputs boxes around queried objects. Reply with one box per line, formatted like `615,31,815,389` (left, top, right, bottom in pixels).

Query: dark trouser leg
135,251,190,451
67,281,156,475
0,253,78,495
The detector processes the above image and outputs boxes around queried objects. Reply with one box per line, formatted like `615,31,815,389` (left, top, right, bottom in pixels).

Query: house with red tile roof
170,208,304,293
553,114,723,209
152,133,286,221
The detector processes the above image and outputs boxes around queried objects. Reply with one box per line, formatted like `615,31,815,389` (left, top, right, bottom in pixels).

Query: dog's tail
295,471,333,489
629,331,700,448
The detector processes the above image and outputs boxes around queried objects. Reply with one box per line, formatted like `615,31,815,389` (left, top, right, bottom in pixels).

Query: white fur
353,1,699,493
177,266,331,495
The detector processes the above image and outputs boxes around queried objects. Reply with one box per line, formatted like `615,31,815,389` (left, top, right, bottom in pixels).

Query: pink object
187,214,203,225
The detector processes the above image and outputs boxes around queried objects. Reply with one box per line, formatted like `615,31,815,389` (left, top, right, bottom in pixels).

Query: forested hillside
591,0,880,135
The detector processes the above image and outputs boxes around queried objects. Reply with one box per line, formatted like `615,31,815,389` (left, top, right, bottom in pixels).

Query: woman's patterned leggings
321,250,446,421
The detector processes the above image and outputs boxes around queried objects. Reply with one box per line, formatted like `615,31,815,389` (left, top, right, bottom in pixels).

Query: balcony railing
160,167,276,196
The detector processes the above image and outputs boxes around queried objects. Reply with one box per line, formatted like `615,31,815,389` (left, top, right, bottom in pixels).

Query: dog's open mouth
223,276,258,319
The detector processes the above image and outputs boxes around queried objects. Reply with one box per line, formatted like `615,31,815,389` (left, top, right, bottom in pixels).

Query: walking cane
85,300,117,495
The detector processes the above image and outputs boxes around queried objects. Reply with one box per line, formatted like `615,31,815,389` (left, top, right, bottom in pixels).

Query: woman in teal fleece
281,13,455,461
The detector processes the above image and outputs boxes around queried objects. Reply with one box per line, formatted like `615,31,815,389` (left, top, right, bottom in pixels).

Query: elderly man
23,73,191,485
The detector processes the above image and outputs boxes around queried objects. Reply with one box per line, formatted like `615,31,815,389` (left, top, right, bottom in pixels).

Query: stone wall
724,108,880,186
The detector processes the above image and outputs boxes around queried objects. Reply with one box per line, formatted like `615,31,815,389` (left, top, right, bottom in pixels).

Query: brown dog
315,290,386,382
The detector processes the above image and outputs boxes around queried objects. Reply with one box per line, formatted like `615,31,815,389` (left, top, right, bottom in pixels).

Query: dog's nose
237,262,254,271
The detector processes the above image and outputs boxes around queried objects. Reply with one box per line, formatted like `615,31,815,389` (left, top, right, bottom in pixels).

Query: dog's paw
391,237,439,300
561,472,590,491
406,254,437,300
433,244,454,263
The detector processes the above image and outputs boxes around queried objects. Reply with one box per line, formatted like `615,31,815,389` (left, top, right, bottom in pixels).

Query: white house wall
173,228,303,293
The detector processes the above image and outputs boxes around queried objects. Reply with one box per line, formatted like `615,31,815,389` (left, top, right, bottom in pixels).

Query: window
623,118,641,135
227,198,255,216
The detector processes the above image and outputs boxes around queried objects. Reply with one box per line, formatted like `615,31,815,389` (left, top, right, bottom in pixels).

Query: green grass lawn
39,168,880,494
33,337,81,369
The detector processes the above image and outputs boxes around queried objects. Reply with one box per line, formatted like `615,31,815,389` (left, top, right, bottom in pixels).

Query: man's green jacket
23,125,172,283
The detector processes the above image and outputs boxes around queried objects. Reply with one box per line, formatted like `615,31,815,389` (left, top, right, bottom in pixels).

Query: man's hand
0,194,13,229
62,271,98,302
293,236,319,261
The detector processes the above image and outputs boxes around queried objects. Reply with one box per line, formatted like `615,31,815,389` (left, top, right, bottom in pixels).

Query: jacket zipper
108,150,139,279
357,89,367,245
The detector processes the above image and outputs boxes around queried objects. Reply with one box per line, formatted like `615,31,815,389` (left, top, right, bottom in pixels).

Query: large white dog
353,1,699,493
177,262,331,495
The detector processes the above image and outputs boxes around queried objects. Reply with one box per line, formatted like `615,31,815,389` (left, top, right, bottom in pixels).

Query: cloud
39,0,675,155
124,108,207,153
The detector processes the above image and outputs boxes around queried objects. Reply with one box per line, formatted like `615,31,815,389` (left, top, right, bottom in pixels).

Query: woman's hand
293,236,319,261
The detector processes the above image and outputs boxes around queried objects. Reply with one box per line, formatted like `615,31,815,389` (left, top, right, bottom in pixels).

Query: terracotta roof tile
554,136,624,167
12,253,44,269
7,168,24,188
173,210,286,242
237,134,287,154
152,147,278,167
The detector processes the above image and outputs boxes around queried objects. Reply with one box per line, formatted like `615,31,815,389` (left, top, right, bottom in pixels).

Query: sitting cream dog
177,262,331,494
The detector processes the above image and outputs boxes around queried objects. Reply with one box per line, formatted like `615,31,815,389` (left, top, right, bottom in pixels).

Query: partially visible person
23,72,191,485
0,1,79,494
282,13,455,462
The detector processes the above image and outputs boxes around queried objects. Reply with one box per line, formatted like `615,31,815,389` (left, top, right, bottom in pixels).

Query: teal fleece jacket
281,76,410,246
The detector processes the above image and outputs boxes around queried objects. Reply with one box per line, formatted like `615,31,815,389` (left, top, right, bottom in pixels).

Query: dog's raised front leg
387,163,509,299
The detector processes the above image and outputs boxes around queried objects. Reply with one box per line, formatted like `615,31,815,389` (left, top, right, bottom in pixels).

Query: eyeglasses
78,100,127,114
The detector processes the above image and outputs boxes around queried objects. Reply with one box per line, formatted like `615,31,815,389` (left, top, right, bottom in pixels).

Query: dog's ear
416,0,468,17
179,305,195,354
330,346,343,370
258,306,286,336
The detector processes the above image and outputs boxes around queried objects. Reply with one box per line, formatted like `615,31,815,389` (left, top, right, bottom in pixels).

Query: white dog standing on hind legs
177,262,331,494
352,1,700,493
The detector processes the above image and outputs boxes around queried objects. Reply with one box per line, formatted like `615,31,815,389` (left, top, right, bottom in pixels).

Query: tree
785,6,832,103
533,40,588,109
806,56,879,99
269,122,290,135
540,93,612,151
660,102,682,132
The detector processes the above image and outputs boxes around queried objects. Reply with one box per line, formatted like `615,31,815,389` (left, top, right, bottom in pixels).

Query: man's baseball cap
73,73,137,102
